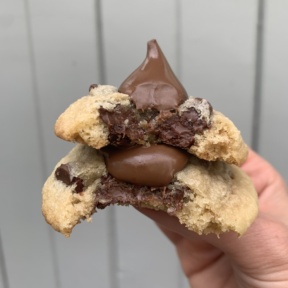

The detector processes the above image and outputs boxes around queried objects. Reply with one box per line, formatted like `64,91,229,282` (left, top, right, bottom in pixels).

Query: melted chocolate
55,163,84,193
101,145,189,187
96,40,212,193
155,108,210,148
99,104,211,148
95,174,187,214
118,39,188,111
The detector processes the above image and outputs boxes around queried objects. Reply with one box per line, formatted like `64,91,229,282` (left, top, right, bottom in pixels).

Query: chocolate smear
95,174,188,214
99,104,211,148
118,39,188,111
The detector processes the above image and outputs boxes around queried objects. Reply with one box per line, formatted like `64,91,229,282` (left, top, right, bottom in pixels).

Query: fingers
137,208,225,281
137,206,288,275
136,207,234,247
208,215,288,273
137,208,193,239
136,149,288,277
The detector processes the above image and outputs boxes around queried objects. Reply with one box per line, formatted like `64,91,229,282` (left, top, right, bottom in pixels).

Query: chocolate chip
55,163,84,193
55,164,72,186
89,84,98,91
72,177,84,193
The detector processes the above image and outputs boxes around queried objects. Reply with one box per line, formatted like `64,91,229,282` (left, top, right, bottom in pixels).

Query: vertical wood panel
181,0,258,146
180,3,258,284
0,1,57,287
0,231,7,288
102,0,179,87
102,1,183,287
258,0,288,182
26,0,111,287
1,1,265,288
180,2,258,287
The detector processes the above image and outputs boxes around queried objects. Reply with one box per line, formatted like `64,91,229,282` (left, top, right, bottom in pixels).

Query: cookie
55,86,247,166
43,39,257,237
42,144,258,237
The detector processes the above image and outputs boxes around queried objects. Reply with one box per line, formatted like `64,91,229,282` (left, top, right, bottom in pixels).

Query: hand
138,150,288,287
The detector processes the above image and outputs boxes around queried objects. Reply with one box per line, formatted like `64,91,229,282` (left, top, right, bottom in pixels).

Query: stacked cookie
42,40,258,237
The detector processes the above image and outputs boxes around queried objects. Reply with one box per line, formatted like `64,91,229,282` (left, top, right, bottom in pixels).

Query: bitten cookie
42,144,258,237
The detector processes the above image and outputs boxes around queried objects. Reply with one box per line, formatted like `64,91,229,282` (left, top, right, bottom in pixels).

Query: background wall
0,0,287,287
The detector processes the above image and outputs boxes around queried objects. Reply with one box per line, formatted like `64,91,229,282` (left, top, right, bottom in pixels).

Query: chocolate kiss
118,39,188,111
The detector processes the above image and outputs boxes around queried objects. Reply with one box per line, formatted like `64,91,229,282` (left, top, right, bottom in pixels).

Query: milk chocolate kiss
102,145,189,187
118,39,188,111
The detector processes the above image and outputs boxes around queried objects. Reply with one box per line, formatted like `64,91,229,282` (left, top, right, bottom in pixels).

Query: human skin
138,150,288,287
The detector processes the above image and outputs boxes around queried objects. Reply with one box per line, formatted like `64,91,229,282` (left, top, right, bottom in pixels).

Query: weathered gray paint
0,0,287,287
259,0,288,182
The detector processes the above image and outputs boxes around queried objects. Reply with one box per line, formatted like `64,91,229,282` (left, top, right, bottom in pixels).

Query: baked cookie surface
42,145,106,237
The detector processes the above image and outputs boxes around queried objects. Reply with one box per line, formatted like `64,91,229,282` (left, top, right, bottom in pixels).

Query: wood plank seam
252,0,266,152
0,230,9,288
24,1,61,287
175,1,187,287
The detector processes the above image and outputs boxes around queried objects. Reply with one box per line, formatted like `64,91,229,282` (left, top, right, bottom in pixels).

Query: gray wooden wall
0,0,287,287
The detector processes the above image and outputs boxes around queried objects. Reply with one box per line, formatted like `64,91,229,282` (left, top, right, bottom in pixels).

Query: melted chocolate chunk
95,175,188,214
96,40,213,196
101,145,189,187
99,105,157,146
118,39,188,111
155,108,210,148
99,103,211,149
55,163,84,193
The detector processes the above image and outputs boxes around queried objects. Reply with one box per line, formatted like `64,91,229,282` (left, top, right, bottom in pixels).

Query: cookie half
55,85,248,166
42,144,258,237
